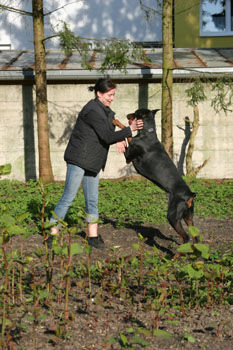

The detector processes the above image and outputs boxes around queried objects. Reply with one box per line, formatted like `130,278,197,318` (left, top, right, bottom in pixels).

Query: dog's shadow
100,216,177,256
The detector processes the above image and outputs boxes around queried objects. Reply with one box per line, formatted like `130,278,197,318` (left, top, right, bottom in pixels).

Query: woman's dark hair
88,78,116,95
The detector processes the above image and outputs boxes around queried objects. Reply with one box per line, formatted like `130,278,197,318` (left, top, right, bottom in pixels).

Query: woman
49,78,143,249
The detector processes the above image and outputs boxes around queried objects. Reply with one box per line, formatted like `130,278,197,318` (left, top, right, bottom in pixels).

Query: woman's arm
85,109,132,144
85,109,143,145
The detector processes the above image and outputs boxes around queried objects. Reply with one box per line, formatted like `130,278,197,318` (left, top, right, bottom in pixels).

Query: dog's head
126,109,160,125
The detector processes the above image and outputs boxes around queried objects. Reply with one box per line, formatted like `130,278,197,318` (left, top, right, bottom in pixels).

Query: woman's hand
130,119,143,132
116,140,127,153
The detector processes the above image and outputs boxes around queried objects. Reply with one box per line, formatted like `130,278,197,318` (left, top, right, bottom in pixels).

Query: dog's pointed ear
152,109,161,117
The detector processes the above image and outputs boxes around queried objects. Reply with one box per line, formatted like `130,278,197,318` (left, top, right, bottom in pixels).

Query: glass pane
202,0,226,32
231,0,233,30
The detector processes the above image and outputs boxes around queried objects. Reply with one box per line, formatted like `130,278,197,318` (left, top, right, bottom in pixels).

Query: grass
0,177,232,232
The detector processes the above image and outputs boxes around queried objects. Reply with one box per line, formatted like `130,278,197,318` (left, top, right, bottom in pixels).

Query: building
175,0,233,48
0,1,233,181
0,48,232,181
0,0,162,50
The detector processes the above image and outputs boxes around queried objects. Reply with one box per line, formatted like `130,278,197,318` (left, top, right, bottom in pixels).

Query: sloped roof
0,48,233,81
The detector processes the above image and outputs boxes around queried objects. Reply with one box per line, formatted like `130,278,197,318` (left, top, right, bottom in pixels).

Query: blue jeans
50,163,99,224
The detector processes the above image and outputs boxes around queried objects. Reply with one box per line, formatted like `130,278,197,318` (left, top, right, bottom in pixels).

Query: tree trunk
33,0,54,183
161,0,173,159
186,105,209,177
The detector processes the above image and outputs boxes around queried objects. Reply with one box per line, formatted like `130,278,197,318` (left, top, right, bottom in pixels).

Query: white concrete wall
0,81,232,181
0,0,162,50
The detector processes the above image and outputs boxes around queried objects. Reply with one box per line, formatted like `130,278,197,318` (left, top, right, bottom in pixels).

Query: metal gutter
1,66,233,81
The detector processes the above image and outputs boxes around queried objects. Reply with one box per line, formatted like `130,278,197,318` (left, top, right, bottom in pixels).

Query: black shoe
87,235,105,249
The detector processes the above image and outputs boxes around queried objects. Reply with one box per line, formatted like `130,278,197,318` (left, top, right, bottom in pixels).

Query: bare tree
161,0,173,159
32,0,54,183
138,0,174,159
0,0,54,183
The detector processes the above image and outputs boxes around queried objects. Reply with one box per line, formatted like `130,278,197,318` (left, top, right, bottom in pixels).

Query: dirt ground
13,216,233,350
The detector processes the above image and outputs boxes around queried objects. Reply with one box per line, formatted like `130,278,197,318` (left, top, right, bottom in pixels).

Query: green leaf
132,243,139,251
177,242,193,253
8,224,26,236
188,226,200,238
136,328,151,336
69,227,77,235
62,243,83,257
184,333,196,343
85,245,92,255
120,333,128,346
195,243,210,259
167,320,180,325
184,264,204,279
0,213,15,226
153,329,173,339
39,290,52,300
131,335,150,346
70,242,83,256
127,328,135,333
0,318,12,326
17,212,30,223
106,336,117,344
53,246,63,255
0,163,11,175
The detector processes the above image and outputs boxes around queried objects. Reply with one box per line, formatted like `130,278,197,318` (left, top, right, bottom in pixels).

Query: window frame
200,0,233,36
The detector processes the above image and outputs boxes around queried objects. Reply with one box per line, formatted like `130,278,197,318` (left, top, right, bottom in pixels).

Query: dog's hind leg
169,219,190,244
167,197,190,244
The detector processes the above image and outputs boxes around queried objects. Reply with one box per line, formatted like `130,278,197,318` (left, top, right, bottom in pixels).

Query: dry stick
18,235,24,303
176,280,186,315
87,248,92,300
9,238,15,305
1,231,9,347
57,255,65,304
112,119,132,143
64,232,72,320
137,247,143,288
39,183,53,293
11,263,15,305
56,235,66,304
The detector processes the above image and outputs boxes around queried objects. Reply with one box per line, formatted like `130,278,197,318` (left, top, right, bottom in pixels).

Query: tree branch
44,0,84,16
138,0,162,17
0,4,32,16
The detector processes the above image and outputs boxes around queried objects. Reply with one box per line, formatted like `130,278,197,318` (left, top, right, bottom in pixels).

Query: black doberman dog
124,108,196,244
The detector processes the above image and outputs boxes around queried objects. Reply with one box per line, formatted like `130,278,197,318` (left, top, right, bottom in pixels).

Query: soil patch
10,217,233,350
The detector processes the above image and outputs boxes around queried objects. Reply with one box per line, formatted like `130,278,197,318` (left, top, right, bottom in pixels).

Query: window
200,0,233,36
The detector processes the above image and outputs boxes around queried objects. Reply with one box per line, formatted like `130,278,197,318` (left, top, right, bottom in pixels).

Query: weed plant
0,178,232,349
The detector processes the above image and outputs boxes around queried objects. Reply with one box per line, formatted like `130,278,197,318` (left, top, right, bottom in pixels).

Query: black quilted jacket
64,98,132,173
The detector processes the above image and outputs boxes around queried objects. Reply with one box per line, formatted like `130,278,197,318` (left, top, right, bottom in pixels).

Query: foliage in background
184,74,233,177
211,76,233,114
0,164,11,177
58,23,151,73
